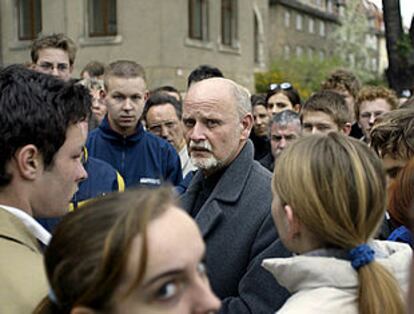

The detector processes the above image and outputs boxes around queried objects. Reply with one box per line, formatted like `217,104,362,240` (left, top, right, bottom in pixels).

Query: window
326,0,333,13
296,46,303,57
254,13,259,63
319,50,325,60
319,21,325,37
284,10,290,28
371,58,377,71
308,47,314,59
189,0,209,40
296,14,303,31
88,0,117,37
348,53,355,67
308,18,315,33
17,0,42,40
284,45,291,59
221,0,238,46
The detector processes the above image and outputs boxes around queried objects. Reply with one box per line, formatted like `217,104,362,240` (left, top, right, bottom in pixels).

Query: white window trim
79,0,123,47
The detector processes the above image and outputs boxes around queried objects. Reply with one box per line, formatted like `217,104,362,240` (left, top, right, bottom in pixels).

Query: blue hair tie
48,288,59,305
348,243,375,270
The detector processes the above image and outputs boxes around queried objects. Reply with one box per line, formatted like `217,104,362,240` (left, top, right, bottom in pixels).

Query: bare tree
382,0,414,92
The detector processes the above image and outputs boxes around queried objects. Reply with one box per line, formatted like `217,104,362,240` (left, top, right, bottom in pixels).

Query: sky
371,0,414,27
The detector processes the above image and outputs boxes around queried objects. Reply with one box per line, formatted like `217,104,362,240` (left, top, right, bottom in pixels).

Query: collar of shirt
0,205,51,245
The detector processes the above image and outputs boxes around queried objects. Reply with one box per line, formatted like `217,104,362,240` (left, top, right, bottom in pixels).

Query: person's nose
278,137,287,149
92,98,101,109
51,66,60,77
369,114,375,126
189,122,207,142
123,98,133,111
77,162,88,183
192,278,221,314
160,125,169,139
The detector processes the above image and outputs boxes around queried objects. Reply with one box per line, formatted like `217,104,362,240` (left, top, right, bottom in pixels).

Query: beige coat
263,240,411,314
0,208,48,314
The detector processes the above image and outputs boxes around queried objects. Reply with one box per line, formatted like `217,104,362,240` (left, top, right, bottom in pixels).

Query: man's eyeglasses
269,82,292,91
37,62,70,73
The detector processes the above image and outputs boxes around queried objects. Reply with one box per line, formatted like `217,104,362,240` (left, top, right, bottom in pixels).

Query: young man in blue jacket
86,60,183,188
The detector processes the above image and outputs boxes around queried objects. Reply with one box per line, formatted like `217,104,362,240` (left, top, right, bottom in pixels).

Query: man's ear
240,113,254,140
284,205,301,240
293,104,301,113
342,122,352,136
144,90,150,101
15,145,43,181
71,306,96,314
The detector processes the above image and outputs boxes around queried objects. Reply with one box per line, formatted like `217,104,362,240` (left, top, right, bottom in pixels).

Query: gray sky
371,0,414,27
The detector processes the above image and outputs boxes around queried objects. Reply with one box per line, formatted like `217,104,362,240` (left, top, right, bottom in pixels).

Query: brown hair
370,109,414,160
33,187,175,314
80,61,106,78
300,90,352,128
355,85,398,119
273,133,404,314
104,60,147,91
31,33,77,65
321,69,361,99
388,158,414,228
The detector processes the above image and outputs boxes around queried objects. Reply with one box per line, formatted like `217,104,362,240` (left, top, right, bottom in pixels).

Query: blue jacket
86,116,183,188
71,152,124,209
37,151,125,232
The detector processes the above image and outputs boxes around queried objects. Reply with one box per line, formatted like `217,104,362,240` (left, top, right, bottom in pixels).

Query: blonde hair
273,133,404,314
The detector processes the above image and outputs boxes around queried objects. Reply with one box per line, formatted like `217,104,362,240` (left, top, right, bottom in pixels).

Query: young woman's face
111,206,221,314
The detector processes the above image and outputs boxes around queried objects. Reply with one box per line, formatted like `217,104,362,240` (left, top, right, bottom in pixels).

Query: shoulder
278,288,358,314
87,156,118,176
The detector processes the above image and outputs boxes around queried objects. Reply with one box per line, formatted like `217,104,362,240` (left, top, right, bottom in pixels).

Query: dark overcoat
181,140,290,313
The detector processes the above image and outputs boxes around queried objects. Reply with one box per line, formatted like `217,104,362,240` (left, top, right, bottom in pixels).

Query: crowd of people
1,32,414,314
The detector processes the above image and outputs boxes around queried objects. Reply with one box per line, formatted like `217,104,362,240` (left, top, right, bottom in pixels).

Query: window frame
17,0,42,41
221,0,238,47
296,14,303,31
88,0,117,38
188,0,209,41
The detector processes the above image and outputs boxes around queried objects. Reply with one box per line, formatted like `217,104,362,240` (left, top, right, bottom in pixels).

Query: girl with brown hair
263,133,411,314
34,187,220,314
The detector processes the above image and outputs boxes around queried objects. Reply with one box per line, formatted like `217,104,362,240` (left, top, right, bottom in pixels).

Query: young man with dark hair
321,69,362,138
370,109,414,183
86,60,183,188
187,64,224,88
0,65,90,313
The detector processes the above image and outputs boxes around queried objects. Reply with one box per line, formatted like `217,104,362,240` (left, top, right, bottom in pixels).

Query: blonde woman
263,133,411,314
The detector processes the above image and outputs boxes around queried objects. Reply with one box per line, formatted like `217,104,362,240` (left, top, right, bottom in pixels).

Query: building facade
0,0,385,91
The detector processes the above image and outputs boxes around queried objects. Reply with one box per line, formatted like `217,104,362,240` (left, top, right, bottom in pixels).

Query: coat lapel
182,141,255,237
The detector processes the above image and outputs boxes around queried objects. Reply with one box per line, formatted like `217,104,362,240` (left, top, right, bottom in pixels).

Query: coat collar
0,208,42,253
188,140,254,203
182,140,254,237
